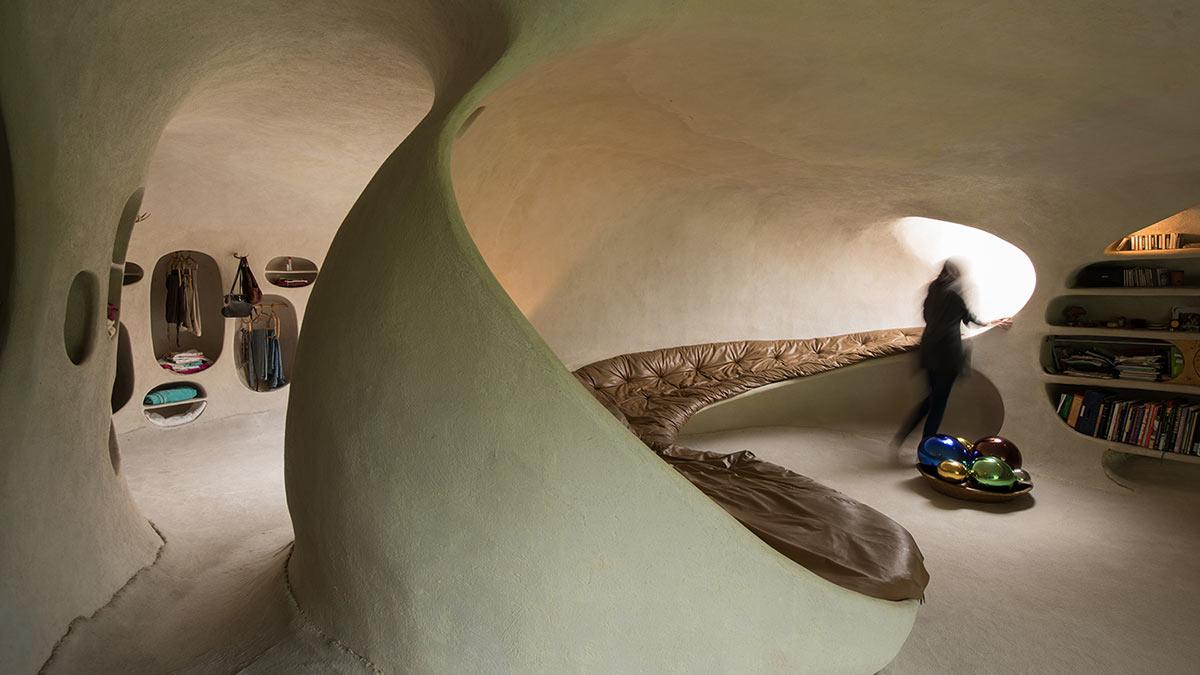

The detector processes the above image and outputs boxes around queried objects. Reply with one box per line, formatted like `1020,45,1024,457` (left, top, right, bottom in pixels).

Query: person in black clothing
893,259,1012,449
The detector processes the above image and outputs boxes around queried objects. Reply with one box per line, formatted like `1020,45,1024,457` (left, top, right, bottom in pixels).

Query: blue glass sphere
917,434,970,468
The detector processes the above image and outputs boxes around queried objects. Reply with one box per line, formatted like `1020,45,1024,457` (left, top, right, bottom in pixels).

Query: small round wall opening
64,270,99,365
122,262,144,286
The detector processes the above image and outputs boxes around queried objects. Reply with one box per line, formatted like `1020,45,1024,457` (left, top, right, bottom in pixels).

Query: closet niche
235,294,298,392
150,251,224,374
142,381,207,428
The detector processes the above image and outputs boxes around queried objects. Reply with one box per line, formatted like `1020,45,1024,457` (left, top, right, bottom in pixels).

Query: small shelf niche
142,381,207,428
1046,294,1200,333
264,256,318,289
234,295,298,392
150,251,224,374
1105,204,1200,256
122,262,144,286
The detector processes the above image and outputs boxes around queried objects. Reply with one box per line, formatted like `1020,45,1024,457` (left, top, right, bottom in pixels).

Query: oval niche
264,255,318,289
64,270,99,365
122,262,144,286
149,251,224,374
142,381,207,428
235,294,298,392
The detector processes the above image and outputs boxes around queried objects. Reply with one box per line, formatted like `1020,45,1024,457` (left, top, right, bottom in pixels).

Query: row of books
1120,267,1181,288
1056,389,1200,455
1121,232,1182,251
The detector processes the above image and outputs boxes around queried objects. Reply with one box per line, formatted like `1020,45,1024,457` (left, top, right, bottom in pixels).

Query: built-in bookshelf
1047,242,1200,463
1048,383,1200,464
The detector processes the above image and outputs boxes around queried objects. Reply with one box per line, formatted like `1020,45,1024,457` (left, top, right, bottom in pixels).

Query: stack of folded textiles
1113,354,1163,382
158,349,213,374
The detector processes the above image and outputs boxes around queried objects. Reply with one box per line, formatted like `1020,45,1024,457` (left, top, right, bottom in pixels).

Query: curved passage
574,328,929,602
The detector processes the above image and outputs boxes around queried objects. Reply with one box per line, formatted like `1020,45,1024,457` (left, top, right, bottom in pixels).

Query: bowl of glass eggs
916,435,1032,502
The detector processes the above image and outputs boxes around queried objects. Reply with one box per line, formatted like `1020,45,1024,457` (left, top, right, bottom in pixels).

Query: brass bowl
917,465,1033,502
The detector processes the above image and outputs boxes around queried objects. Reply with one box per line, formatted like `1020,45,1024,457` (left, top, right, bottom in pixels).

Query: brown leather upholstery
574,328,930,602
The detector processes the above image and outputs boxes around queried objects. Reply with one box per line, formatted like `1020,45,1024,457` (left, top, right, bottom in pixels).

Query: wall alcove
63,270,98,365
110,322,134,413
107,189,144,330
1043,204,1200,464
149,250,224,374
264,256,318,289
142,381,207,428
234,294,298,392
122,262,144,286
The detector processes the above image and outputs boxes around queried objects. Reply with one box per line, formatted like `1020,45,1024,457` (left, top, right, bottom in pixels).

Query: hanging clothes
241,306,287,391
164,254,202,342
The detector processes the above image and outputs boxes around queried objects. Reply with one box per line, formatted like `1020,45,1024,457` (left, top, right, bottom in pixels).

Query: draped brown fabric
574,328,930,602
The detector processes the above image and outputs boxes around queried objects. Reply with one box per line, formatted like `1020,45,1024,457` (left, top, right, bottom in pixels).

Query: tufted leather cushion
574,328,930,602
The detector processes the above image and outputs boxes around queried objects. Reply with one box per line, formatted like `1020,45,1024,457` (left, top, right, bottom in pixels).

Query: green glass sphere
971,455,1016,489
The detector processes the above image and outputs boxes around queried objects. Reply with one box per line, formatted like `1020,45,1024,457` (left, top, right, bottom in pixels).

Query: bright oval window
893,216,1036,332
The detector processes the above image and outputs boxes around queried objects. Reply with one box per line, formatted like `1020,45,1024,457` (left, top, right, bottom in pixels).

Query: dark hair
932,259,962,287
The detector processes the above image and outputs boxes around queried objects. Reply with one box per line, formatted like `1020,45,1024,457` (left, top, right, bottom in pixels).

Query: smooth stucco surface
5,1,1200,672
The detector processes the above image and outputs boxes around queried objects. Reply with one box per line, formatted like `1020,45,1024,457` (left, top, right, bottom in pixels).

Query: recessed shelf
264,256,318,288
1102,246,1200,259
142,396,208,411
1065,286,1200,296
1042,373,1200,395
1045,325,1200,340
142,382,208,428
1104,441,1200,464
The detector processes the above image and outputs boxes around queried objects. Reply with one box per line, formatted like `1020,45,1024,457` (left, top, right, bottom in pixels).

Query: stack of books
1113,355,1163,382
1057,389,1200,456
1124,233,1181,251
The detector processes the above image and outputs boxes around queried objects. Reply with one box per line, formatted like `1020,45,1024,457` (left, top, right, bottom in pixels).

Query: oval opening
150,251,224,373
64,270,99,365
235,295,298,392
122,262,144,286
893,216,1036,331
264,256,318,289
111,322,135,413
142,381,207,428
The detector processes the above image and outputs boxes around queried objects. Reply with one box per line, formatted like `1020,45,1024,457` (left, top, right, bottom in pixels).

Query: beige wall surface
4,0,1200,673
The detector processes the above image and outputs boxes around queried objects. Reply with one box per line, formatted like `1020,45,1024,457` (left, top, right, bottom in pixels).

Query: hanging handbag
240,257,263,305
222,258,253,318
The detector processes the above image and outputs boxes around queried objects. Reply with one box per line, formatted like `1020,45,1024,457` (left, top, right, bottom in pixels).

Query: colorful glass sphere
971,455,1016,489
936,459,970,483
1012,468,1032,485
918,434,971,468
974,436,1022,469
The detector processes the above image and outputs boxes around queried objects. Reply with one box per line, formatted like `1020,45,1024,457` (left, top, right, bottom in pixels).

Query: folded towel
144,386,199,406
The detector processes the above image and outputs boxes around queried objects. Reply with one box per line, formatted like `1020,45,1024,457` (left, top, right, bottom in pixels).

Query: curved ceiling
452,4,1200,365
141,45,434,244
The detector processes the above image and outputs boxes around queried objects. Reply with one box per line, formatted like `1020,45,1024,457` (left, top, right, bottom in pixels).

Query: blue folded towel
144,386,199,406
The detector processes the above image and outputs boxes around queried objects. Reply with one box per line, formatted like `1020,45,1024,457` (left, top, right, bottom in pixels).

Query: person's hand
991,317,1014,329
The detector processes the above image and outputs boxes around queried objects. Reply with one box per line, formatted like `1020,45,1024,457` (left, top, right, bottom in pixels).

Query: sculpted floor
46,412,1200,673
681,426,1200,675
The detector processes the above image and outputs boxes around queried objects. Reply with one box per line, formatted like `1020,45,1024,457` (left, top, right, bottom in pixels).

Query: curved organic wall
6,1,1200,673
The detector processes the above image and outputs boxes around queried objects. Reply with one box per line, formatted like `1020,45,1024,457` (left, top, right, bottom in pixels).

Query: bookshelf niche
1045,206,1200,463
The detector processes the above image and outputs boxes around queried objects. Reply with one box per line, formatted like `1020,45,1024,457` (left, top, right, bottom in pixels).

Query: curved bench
574,328,930,602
